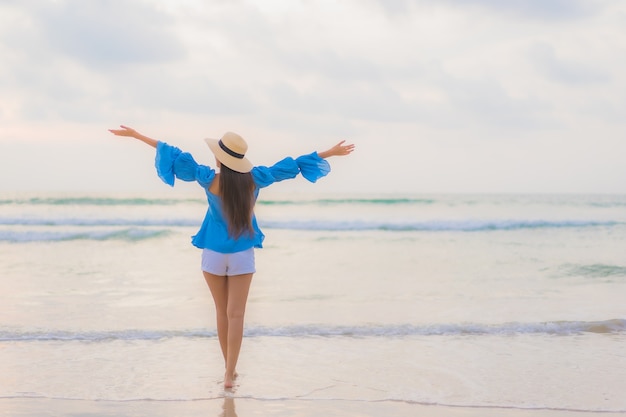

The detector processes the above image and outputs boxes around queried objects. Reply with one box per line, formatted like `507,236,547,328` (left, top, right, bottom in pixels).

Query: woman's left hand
319,140,355,158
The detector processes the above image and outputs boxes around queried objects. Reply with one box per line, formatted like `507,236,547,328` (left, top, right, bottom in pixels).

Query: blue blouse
155,141,331,253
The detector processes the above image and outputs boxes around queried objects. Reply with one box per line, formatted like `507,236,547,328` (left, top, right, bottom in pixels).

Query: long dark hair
219,164,255,238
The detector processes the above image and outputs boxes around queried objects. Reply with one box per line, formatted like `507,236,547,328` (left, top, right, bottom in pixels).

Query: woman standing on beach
108,125,354,388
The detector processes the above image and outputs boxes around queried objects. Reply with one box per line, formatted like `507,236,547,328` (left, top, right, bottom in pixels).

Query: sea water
1,192,625,413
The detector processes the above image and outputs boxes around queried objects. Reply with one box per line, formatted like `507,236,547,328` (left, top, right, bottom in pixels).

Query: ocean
1,192,625,414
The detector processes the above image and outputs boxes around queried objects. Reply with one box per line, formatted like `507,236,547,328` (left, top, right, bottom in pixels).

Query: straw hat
204,132,253,173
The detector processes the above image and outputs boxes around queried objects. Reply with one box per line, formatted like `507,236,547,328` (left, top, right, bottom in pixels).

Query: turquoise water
1,193,625,412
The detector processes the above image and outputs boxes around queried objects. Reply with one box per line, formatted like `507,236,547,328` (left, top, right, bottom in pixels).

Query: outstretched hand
319,140,355,159
108,125,139,138
107,125,158,148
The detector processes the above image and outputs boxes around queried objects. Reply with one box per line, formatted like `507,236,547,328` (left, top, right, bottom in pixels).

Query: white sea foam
2,319,624,342
0,218,621,243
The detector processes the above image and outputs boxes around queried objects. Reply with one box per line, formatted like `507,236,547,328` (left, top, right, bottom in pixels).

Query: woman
108,125,354,388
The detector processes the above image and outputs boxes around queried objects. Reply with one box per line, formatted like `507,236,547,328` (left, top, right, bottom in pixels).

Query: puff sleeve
155,141,215,188
252,152,330,188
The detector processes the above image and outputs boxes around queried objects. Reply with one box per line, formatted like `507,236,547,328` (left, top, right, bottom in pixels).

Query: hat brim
204,138,253,173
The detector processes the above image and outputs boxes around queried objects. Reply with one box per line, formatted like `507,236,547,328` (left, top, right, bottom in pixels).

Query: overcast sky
1,0,625,195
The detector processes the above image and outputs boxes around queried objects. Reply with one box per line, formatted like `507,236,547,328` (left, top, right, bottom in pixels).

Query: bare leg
204,272,229,362
224,273,253,388
203,271,253,388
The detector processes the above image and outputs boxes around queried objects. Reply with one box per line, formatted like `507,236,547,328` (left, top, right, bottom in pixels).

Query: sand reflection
219,396,237,417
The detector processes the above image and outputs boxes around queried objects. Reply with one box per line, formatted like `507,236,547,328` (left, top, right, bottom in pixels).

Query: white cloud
33,0,185,67
371,0,604,20
529,42,611,86
1,0,625,193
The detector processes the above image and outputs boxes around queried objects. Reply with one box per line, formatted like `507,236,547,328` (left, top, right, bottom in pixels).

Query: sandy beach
2,397,618,417
2,193,626,414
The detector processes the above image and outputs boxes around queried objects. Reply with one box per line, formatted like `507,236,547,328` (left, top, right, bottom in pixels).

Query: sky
0,0,625,195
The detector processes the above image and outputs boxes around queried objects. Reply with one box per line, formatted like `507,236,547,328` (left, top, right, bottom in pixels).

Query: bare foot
224,372,237,389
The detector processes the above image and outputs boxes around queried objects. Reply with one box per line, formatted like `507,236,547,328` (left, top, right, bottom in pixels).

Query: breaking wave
2,319,624,342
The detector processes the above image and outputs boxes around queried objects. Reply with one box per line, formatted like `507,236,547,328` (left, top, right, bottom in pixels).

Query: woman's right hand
107,125,158,148
108,125,139,138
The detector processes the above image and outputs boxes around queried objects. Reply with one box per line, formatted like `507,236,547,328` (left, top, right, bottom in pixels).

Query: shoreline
0,397,621,417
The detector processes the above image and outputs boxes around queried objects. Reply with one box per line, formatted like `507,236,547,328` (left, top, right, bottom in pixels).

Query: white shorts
201,248,256,276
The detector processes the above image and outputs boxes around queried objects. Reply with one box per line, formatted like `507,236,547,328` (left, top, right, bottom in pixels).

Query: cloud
268,79,422,124
0,0,189,123
439,74,554,130
1,0,559,129
11,0,185,68
529,42,611,86
121,70,259,116
1,0,626,194
263,47,555,130
372,0,603,20
442,0,600,19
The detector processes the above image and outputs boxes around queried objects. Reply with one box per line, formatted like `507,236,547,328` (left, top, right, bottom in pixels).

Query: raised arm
108,125,158,148
317,140,355,159
252,140,355,188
